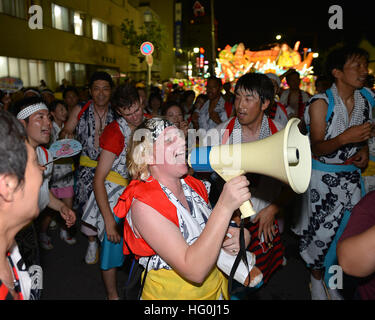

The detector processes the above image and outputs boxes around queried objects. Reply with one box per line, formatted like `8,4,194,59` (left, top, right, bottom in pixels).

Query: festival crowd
0,45,375,301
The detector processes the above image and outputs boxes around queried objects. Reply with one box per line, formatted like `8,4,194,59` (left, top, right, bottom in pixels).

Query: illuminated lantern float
216,42,315,94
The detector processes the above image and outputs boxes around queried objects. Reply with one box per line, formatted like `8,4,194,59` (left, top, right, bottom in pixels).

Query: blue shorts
100,217,125,271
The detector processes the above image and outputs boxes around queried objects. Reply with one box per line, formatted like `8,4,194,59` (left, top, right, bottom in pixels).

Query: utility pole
210,0,216,76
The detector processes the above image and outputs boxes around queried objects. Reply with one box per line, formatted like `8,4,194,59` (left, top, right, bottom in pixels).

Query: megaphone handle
216,169,256,219
239,200,256,219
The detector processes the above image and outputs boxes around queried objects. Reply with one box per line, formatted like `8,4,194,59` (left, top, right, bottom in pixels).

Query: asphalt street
39,220,313,300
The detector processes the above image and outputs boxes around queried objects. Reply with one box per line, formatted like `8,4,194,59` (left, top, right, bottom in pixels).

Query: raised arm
131,175,250,284
59,104,81,139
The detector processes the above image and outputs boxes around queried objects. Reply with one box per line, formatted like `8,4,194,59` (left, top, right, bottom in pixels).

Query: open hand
253,204,278,244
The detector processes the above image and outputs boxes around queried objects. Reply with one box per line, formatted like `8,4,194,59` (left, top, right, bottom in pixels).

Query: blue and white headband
17,102,49,120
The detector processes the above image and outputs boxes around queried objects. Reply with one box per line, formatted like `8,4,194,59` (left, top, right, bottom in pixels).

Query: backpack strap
306,87,374,135
359,88,375,108
223,117,278,145
138,256,151,300
124,240,151,300
228,219,249,296
325,88,335,123
325,87,374,123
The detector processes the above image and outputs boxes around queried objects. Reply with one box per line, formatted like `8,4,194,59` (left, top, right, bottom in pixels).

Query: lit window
55,62,86,87
0,56,46,87
0,56,8,77
55,62,72,85
38,61,46,84
28,60,46,87
74,12,83,36
0,0,26,19
73,64,86,86
52,3,69,31
28,60,38,87
20,59,29,87
92,19,108,42
8,57,19,78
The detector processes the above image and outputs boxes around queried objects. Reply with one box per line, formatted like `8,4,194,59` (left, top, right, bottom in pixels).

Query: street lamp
276,34,282,40
193,47,199,54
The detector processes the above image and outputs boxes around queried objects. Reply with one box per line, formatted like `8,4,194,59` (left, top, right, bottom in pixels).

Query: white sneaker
49,219,57,230
85,241,99,264
39,233,53,250
328,288,344,300
60,229,77,245
310,276,329,300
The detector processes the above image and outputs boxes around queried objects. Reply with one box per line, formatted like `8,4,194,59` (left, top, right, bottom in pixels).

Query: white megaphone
188,118,311,219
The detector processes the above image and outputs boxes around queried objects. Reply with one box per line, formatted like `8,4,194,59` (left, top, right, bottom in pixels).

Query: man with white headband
17,101,48,120
15,97,76,256
0,110,42,300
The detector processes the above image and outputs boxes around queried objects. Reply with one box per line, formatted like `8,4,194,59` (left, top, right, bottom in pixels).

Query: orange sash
113,175,209,257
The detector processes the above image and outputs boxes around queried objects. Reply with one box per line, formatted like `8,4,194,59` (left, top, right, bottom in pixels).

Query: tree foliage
121,18,166,53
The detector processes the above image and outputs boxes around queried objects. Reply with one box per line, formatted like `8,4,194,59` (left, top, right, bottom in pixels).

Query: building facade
0,0,174,90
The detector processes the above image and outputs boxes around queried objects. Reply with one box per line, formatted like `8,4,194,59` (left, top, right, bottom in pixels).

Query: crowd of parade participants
1,45,375,300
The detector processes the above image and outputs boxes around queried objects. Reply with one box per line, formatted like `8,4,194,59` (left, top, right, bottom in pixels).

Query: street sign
140,42,154,56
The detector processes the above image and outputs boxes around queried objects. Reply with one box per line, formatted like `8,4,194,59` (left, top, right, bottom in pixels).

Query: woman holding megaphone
113,117,262,300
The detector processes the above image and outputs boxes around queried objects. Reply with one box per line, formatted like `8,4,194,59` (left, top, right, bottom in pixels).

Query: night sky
213,1,373,52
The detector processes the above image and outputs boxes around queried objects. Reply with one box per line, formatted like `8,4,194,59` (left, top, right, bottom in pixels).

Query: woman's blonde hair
127,123,153,181
127,117,174,181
